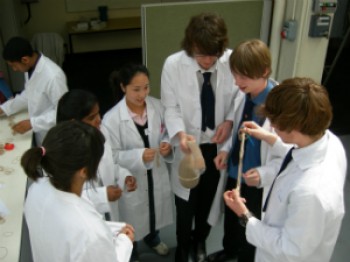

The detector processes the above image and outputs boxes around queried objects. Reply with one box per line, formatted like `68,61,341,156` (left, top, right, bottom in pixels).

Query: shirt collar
127,105,147,126
251,78,275,105
193,59,218,74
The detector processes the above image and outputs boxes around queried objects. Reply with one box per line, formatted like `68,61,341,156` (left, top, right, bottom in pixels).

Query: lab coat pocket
276,187,288,204
121,189,143,209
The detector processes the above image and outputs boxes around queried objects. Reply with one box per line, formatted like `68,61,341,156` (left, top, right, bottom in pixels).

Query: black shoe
193,240,206,262
175,245,189,262
206,250,236,262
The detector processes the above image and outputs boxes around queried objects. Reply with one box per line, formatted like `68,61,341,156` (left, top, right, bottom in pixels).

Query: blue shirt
0,78,13,100
228,79,275,181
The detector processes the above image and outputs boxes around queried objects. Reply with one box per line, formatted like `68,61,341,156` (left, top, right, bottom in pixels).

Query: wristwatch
239,211,254,227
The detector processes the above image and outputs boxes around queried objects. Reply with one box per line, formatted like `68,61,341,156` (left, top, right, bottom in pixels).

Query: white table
0,111,32,261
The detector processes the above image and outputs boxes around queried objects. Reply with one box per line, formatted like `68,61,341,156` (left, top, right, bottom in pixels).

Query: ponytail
21,147,44,181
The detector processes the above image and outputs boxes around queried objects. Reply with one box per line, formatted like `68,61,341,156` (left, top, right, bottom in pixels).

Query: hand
178,131,196,154
159,142,171,157
12,119,32,134
125,176,137,192
142,148,156,162
120,224,135,242
242,121,277,146
106,185,122,201
243,168,261,187
0,107,4,116
223,189,248,217
211,120,233,144
213,151,229,170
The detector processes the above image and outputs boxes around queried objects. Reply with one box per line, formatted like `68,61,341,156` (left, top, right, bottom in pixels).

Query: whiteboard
65,0,187,12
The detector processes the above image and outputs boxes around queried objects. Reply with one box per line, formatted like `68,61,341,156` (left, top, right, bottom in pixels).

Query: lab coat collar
119,98,133,121
26,53,45,82
119,98,140,137
292,130,329,171
31,52,45,74
40,176,95,209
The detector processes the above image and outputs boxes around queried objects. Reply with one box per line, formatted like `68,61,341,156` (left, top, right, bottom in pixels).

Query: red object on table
4,143,14,150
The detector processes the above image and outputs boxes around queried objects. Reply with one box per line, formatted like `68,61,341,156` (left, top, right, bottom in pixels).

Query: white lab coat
0,54,68,145
247,131,347,262
160,50,239,201
102,96,173,240
208,88,290,226
82,126,131,221
25,177,133,262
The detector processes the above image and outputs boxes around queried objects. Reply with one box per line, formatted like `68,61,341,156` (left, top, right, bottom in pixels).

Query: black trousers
223,177,262,262
175,144,220,259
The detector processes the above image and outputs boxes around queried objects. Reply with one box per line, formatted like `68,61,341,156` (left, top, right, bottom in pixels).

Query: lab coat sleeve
118,148,151,173
107,221,133,262
155,98,175,163
159,128,175,163
246,190,326,261
161,146,175,163
112,233,133,262
76,231,132,262
218,127,233,153
82,185,110,214
0,89,28,115
160,58,185,144
223,85,239,122
30,74,67,133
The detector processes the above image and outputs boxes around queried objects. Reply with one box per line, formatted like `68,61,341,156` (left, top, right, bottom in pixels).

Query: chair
31,32,65,67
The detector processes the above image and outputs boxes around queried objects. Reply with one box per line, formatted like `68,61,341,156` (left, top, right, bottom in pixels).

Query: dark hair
21,121,105,192
109,63,150,104
261,77,332,136
181,12,228,57
3,36,34,62
230,39,272,79
57,89,98,123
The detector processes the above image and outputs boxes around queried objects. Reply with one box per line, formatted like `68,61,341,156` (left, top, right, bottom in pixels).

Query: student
160,12,239,262
0,36,68,145
56,89,136,221
22,121,134,262
103,63,173,261
207,39,285,262
224,77,347,262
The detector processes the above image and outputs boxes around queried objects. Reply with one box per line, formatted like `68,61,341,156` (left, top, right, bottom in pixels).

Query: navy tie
262,148,294,212
231,96,255,166
201,72,215,131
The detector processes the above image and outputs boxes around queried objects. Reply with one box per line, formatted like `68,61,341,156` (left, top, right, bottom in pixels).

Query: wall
0,0,24,92
272,0,332,83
